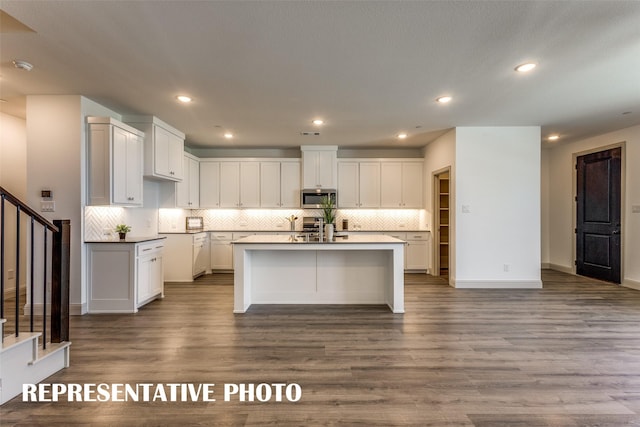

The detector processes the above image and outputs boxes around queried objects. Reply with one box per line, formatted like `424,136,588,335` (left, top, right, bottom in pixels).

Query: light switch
632,205,640,214
462,205,471,213
41,201,55,212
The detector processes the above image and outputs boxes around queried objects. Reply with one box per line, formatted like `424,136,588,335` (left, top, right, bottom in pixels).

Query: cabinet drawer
137,240,165,256
233,232,254,240
407,233,429,240
385,232,406,240
193,233,208,244
210,232,233,241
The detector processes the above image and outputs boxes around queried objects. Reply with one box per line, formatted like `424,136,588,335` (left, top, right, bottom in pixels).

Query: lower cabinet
87,239,165,313
161,232,210,282
210,232,234,270
353,232,430,272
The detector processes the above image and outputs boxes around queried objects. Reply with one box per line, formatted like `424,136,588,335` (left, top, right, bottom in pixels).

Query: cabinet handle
128,197,134,201
142,248,152,252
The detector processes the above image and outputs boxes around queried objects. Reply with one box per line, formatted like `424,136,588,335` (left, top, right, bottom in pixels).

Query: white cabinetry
161,233,210,282
200,161,221,208
338,161,380,208
87,117,144,207
176,154,200,208
123,115,185,182
260,161,301,208
137,241,164,305
218,162,260,208
380,161,423,208
87,239,165,313
201,159,299,209
404,232,430,271
210,232,234,270
301,146,337,189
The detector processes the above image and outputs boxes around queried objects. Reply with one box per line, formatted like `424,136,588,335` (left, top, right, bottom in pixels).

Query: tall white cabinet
87,116,144,207
260,160,301,208
176,154,200,208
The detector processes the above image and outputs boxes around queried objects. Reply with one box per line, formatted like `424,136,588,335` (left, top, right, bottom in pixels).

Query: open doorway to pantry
433,168,450,277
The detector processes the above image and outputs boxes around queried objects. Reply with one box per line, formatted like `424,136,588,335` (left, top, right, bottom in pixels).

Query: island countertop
232,234,405,244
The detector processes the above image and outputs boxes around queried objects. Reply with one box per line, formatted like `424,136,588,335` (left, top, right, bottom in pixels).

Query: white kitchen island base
233,235,405,313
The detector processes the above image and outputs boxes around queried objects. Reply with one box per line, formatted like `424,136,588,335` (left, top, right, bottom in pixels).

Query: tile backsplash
159,208,427,232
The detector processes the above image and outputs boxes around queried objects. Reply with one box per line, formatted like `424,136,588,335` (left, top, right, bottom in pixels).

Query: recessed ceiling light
397,133,408,139
12,60,33,71
515,62,537,73
436,96,452,103
176,95,192,103
224,133,233,139
547,134,559,141
312,119,324,126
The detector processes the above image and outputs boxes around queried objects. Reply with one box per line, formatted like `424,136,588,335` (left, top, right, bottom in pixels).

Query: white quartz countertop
232,234,405,244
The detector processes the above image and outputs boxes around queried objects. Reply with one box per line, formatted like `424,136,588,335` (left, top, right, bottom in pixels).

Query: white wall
423,129,456,281
0,113,28,294
541,147,551,266
546,124,640,288
454,127,541,288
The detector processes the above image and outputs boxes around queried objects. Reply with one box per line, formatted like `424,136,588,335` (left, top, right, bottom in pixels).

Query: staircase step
1,332,41,354
30,341,72,366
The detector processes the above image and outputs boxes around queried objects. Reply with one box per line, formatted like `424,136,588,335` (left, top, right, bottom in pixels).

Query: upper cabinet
123,115,185,182
338,161,380,208
260,160,301,208
301,146,337,189
87,116,144,207
380,161,424,208
176,154,200,208
200,159,300,209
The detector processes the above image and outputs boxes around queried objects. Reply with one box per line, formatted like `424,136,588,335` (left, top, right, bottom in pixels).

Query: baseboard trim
453,279,543,289
548,263,573,274
24,302,87,316
541,263,550,269
623,279,640,291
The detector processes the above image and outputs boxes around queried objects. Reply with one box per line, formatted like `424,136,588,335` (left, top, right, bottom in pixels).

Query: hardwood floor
3,270,640,426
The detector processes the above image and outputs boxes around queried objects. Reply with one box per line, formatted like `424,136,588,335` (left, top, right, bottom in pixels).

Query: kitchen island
232,234,405,313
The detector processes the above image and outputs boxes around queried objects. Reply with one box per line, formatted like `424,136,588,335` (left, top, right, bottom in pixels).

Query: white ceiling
1,1,639,149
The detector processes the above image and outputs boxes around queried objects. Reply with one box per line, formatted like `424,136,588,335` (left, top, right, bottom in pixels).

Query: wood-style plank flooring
3,270,640,426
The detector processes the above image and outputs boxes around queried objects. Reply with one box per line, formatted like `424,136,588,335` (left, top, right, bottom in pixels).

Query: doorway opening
575,147,622,284
434,169,450,277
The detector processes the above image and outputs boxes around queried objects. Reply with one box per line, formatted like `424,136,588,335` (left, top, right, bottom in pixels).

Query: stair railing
0,186,70,349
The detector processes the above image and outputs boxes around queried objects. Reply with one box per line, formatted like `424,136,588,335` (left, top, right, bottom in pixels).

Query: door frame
571,142,626,281
432,166,451,279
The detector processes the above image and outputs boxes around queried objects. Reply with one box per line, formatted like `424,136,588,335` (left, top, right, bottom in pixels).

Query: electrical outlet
8,269,14,279
503,264,510,272
399,223,406,228
632,205,640,213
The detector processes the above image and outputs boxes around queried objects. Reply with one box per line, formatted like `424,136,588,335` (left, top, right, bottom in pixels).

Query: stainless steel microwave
301,189,337,208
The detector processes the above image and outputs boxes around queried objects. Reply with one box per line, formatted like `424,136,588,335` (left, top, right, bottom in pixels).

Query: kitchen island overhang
232,235,405,314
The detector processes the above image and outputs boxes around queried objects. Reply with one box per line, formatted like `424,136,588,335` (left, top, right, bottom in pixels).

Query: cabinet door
168,132,184,181
302,151,319,189
402,162,423,208
176,155,190,208
200,162,220,207
137,256,151,304
280,161,301,208
260,162,281,208
211,240,233,269
240,162,260,208
380,162,403,207
189,158,200,208
219,162,240,207
406,239,428,270
178,156,199,208
338,162,359,208
317,151,337,188
359,162,380,208
153,125,172,178
150,253,163,296
111,126,129,204
126,133,143,206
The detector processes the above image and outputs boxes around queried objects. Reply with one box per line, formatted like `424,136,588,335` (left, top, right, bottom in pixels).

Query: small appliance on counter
185,216,204,231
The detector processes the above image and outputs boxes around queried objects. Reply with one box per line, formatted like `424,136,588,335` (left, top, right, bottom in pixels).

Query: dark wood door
576,147,621,283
